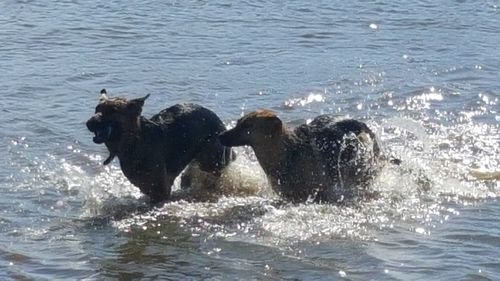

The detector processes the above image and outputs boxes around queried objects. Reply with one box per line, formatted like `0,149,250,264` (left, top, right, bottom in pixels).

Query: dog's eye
240,122,252,129
96,107,116,115
105,107,116,114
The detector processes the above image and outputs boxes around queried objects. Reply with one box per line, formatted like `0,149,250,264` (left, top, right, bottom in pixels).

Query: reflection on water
4,105,498,279
1,0,499,279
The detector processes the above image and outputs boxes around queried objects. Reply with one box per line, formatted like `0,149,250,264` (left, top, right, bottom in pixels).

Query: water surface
0,1,499,280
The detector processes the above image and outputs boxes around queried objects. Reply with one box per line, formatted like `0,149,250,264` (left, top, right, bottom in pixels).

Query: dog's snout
218,131,230,146
219,128,248,147
86,113,102,132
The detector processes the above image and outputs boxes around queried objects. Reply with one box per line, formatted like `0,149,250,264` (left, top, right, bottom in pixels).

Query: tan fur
219,111,382,203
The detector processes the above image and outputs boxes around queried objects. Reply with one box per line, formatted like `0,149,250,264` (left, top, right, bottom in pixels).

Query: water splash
82,111,498,247
5,105,498,249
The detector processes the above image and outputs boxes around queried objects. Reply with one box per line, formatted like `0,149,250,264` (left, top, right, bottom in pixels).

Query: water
1,0,499,280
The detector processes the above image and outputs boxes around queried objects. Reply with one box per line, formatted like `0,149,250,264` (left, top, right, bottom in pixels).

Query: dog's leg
195,138,233,176
142,172,176,204
181,162,220,190
180,165,195,190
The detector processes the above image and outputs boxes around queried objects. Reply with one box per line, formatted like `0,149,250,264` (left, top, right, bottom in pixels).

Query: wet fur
86,90,232,203
219,110,382,203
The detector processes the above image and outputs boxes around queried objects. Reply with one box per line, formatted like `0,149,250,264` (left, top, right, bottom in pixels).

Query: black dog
219,110,382,203
86,89,232,203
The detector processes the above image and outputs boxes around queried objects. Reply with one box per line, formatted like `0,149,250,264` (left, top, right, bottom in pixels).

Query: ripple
1,0,500,279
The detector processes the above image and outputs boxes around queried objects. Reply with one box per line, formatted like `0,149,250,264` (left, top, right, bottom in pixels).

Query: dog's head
86,89,150,144
219,110,283,147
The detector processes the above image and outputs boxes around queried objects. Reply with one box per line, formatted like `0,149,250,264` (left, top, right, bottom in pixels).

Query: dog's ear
129,94,150,108
256,110,282,129
135,94,150,104
99,89,109,103
127,94,150,116
266,115,283,129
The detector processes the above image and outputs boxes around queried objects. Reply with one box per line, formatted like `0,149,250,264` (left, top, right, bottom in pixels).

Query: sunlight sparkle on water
284,92,325,108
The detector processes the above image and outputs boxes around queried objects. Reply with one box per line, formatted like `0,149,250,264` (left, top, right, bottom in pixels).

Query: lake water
1,0,499,280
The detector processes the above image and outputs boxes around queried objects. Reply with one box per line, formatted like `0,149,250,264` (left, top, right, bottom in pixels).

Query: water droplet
481,95,489,104
415,227,426,234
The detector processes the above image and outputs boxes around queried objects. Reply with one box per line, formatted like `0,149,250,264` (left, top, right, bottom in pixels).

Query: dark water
1,0,499,280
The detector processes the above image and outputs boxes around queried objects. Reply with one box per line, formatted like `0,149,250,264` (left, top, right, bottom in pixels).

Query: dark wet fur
295,116,382,202
87,91,232,203
220,111,383,203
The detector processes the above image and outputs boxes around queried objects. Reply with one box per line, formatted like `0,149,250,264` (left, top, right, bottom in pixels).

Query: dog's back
152,103,232,175
296,116,381,201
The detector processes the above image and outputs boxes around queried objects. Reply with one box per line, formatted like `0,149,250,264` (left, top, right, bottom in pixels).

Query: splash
6,106,498,247
105,111,498,245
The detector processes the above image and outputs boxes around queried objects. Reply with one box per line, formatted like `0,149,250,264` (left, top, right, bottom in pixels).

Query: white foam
11,113,497,246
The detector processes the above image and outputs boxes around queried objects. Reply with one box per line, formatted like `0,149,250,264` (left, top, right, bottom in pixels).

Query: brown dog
86,89,232,203
219,110,382,203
